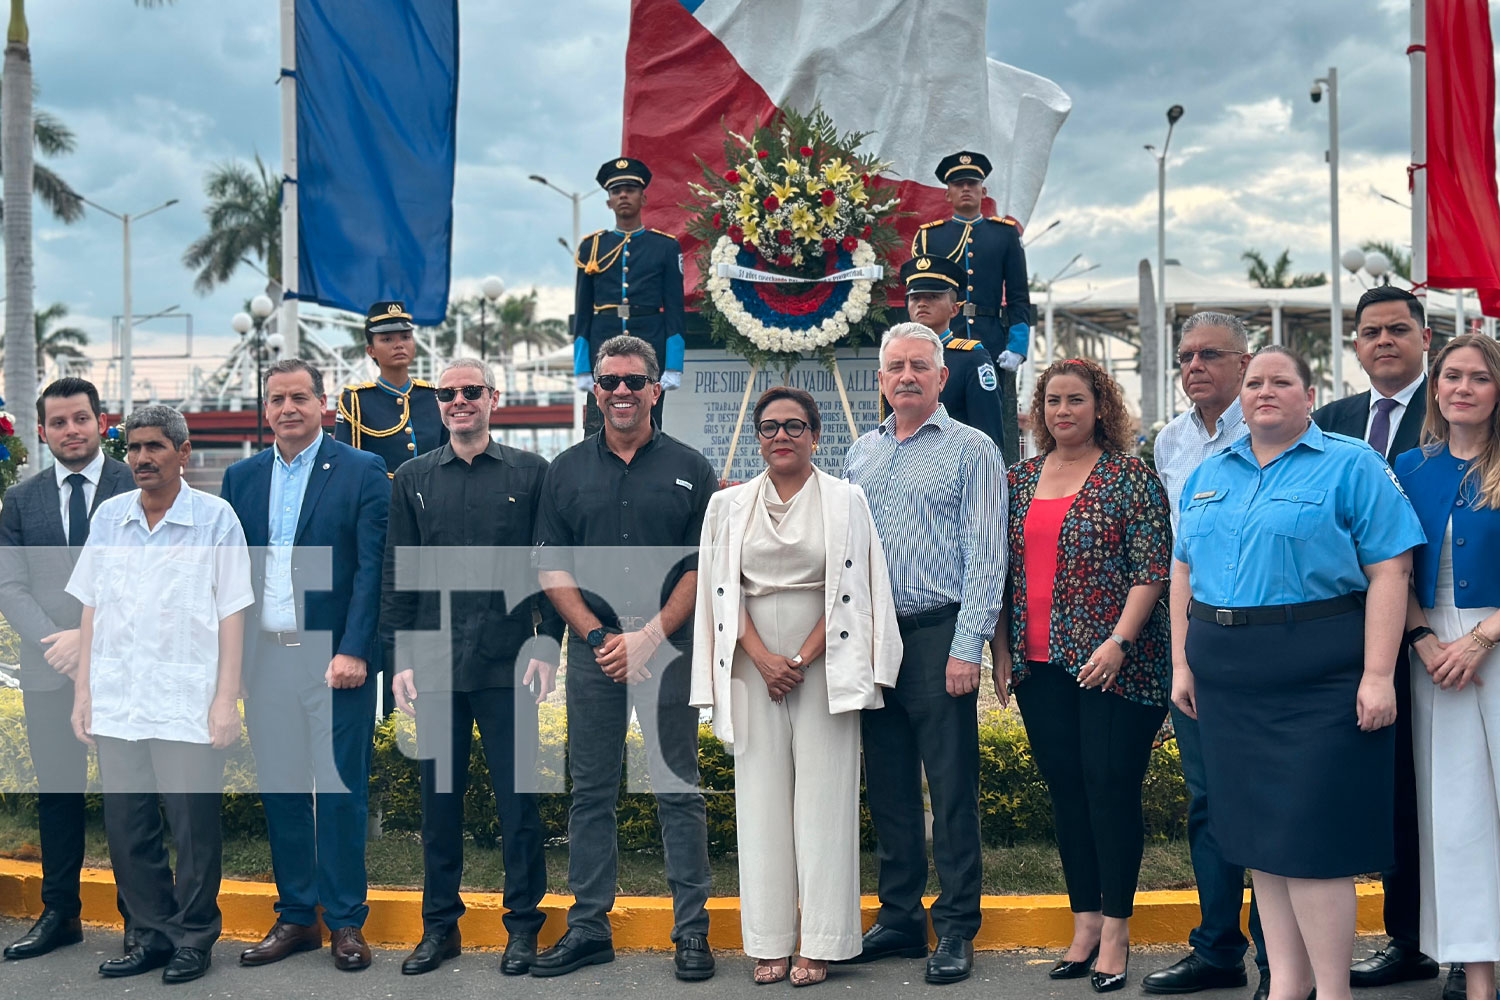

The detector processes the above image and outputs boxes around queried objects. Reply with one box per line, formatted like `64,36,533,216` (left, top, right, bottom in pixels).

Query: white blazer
690,468,902,744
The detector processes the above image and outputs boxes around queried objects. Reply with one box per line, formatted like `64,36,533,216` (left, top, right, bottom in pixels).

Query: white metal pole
1156,158,1167,423
1410,5,1428,323
280,0,300,356
571,193,581,257
1454,289,1466,335
121,214,133,417
1045,283,1055,366
1327,67,1343,397
1271,300,1283,346
571,192,586,443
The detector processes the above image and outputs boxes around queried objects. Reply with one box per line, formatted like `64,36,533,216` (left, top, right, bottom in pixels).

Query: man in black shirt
382,358,561,977
531,334,716,982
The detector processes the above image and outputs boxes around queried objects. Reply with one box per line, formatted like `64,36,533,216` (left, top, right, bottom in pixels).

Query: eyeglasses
1176,348,1244,367
756,418,810,439
594,374,656,391
435,385,488,402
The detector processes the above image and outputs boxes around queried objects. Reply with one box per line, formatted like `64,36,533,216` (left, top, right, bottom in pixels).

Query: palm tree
181,155,281,294
1242,248,1327,289
491,291,568,395
31,301,85,379
4,0,172,476
0,90,82,223
1359,239,1412,283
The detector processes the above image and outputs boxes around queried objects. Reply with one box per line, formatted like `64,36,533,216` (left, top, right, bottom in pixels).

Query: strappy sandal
790,958,828,987
753,957,790,984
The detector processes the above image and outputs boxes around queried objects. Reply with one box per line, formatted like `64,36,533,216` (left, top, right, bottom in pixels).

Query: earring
812,443,819,452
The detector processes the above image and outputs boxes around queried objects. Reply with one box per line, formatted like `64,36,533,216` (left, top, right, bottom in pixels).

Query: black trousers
416,687,546,939
22,685,86,917
1385,653,1421,952
1015,662,1167,918
862,612,982,940
96,736,224,952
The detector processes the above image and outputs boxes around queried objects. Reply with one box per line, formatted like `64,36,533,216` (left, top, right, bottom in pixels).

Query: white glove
996,350,1024,372
576,374,594,392
660,370,683,390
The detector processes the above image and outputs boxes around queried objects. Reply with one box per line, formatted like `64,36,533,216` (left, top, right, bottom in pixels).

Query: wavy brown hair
1420,333,1500,509
1029,357,1134,454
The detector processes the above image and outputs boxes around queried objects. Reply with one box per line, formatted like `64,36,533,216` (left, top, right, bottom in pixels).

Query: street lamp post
528,174,602,442
478,275,504,361
1145,105,1183,423
1312,69,1343,396
235,295,278,449
79,196,178,416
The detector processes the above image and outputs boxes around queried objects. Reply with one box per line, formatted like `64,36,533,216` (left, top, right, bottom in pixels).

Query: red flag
1425,0,1500,316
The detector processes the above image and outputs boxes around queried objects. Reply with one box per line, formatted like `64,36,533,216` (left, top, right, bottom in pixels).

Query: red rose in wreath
799,145,814,157
757,149,769,159
820,189,836,207
821,238,837,254
764,195,780,211
862,225,872,238
712,212,722,229
776,253,793,267
0,416,12,436
727,225,744,244
725,170,740,184
776,230,792,245
842,235,859,251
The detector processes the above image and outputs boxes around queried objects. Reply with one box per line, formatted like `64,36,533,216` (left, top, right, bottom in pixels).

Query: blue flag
295,0,458,325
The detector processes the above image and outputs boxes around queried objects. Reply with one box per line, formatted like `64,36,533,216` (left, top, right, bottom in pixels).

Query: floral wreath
686,105,904,370
0,400,25,496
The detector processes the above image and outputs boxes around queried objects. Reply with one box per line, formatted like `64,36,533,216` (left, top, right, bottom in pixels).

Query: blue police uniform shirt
937,329,1005,450
572,227,685,376
910,214,1031,357
1174,421,1425,607
334,377,448,477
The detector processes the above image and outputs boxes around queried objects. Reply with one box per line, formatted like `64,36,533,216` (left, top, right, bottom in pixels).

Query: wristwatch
1109,633,1134,653
1404,625,1436,646
586,627,608,649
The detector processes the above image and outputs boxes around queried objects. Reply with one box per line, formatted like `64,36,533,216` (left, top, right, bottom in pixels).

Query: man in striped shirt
839,323,1006,986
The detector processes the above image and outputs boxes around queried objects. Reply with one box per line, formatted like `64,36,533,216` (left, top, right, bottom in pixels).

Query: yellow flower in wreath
735,199,759,224
818,202,840,227
778,157,801,177
790,204,819,241
742,218,761,244
849,181,869,205
738,176,758,197
821,158,854,184
771,179,798,202
805,176,823,196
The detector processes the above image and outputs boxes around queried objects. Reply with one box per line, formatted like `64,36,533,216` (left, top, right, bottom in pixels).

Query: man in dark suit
1312,285,1439,993
0,378,132,960
220,359,390,972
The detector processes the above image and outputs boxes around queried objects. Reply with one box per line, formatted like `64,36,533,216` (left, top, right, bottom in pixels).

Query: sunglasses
1176,348,1244,367
435,384,488,402
594,374,656,391
756,418,810,439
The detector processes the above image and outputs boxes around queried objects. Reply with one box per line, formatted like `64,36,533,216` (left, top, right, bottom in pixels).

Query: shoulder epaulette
411,378,434,389
919,219,946,230
946,338,980,351
650,228,680,241
990,215,1022,234
341,381,376,393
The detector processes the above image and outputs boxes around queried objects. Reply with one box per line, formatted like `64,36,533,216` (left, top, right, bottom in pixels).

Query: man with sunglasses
381,358,562,977
899,255,1004,450
533,334,717,981
572,158,685,430
1145,312,1263,998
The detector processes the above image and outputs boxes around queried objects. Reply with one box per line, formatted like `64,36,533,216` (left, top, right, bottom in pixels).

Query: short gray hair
124,404,189,449
596,334,660,380
263,358,324,397
1179,311,1249,351
880,322,944,370
440,357,495,390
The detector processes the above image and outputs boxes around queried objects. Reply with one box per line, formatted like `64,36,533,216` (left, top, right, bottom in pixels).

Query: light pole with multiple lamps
1312,69,1343,396
231,294,282,450
477,275,504,360
528,174,601,441
78,195,179,416
1145,105,1183,423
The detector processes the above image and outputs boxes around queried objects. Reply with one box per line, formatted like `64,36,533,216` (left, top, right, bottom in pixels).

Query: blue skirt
1185,608,1394,878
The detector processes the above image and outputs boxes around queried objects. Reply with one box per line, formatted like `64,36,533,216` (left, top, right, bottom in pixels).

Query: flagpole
1409,0,1427,313
279,0,300,356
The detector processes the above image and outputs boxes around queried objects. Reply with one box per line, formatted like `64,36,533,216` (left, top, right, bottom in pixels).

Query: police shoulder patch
1384,464,1410,500
977,363,998,391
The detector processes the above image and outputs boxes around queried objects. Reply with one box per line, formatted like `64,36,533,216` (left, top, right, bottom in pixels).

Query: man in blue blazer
219,359,389,972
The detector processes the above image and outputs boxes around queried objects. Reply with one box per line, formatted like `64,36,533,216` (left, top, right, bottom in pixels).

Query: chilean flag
622,0,1072,293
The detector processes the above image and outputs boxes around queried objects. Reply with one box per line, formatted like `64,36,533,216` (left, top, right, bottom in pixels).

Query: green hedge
0,684,1187,852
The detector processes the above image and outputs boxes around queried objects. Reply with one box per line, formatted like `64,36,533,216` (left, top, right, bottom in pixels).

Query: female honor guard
335,301,448,477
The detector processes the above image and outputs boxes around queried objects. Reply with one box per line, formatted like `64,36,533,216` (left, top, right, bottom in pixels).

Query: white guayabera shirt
66,482,255,744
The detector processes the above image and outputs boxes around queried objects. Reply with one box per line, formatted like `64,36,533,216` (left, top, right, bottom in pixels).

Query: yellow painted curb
0,860,1387,951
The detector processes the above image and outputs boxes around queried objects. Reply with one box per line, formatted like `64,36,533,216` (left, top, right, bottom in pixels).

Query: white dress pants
731,589,863,960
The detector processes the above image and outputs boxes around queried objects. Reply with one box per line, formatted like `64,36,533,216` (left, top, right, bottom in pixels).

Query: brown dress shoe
329,926,372,971
239,920,322,966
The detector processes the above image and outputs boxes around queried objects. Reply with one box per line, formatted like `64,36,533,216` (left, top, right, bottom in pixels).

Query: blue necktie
1368,397,1399,459
65,473,89,547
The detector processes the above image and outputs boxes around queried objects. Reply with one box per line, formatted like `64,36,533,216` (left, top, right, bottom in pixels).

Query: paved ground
0,919,1461,999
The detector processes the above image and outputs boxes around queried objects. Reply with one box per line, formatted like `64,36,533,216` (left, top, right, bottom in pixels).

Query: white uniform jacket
690,468,903,744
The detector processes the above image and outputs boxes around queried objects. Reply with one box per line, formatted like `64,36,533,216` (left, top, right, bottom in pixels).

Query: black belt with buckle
596,304,665,321
262,630,302,647
1188,593,1364,627
897,603,961,633
960,303,1002,319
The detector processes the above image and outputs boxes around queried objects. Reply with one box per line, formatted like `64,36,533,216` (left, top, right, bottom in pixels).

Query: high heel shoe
1090,947,1130,993
1049,943,1100,980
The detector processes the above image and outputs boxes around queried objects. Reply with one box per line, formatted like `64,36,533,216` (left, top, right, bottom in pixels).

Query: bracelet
1404,625,1436,646
642,620,666,646
1471,625,1498,651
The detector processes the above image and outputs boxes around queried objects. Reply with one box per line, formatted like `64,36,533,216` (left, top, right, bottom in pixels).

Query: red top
1023,495,1076,663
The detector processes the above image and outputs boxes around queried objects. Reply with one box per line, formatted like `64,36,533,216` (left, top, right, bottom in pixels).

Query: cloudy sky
21,0,1496,399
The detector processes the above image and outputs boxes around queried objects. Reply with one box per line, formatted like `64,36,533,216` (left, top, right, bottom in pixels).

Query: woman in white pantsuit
692,387,902,987
1395,335,1500,1000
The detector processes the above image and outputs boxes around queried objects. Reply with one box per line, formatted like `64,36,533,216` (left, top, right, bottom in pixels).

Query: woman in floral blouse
994,357,1172,994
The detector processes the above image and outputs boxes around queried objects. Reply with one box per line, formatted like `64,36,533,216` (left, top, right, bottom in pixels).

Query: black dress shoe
1350,943,1439,987
162,947,211,984
925,936,974,985
401,928,461,975
837,923,928,964
500,933,537,976
674,935,715,981
4,909,83,960
1252,976,1269,1000
530,930,615,978
1443,964,1466,1000
1142,951,1248,993
1091,948,1129,993
1050,943,1101,980
99,943,174,978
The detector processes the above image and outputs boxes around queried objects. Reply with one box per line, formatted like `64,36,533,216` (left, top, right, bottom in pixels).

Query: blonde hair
1420,333,1500,509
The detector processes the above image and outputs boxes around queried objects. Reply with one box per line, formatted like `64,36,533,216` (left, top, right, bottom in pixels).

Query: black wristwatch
1404,626,1436,646
586,627,609,648
1109,632,1134,653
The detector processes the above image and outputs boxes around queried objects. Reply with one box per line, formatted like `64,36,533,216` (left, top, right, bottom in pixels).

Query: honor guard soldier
335,301,449,478
900,255,1005,450
912,151,1032,464
572,157,685,428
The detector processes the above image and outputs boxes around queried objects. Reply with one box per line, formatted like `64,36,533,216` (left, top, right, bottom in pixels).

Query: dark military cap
901,255,967,294
365,300,415,339
934,150,993,184
596,157,652,191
